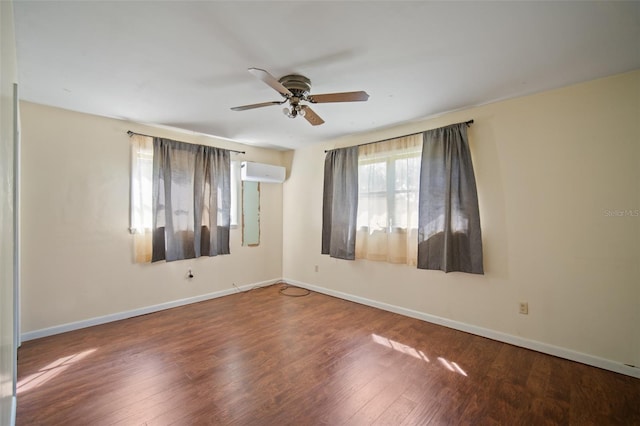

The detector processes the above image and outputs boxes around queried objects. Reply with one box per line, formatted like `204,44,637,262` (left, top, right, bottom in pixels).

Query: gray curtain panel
418,123,484,274
152,138,231,262
322,146,359,260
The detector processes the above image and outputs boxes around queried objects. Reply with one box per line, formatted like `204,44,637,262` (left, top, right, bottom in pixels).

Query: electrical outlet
314,265,319,272
519,302,529,315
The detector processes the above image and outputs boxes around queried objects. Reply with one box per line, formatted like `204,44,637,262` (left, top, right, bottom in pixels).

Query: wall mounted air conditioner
240,161,286,183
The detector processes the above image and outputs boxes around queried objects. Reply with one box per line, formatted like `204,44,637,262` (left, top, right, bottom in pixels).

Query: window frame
357,147,421,233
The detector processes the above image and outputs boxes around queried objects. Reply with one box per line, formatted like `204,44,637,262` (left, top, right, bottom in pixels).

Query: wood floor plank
17,284,640,425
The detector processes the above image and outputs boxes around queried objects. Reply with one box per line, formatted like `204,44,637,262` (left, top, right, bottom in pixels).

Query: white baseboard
11,395,16,426
283,278,640,379
21,278,281,342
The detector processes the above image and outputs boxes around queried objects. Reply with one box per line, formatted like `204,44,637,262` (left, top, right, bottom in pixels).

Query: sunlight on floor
438,356,468,377
371,334,468,377
17,348,97,394
372,334,430,362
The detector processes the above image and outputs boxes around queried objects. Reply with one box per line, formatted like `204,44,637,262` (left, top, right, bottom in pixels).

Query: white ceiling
13,1,640,150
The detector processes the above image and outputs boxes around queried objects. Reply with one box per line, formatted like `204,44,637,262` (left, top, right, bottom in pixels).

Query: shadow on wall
468,121,509,280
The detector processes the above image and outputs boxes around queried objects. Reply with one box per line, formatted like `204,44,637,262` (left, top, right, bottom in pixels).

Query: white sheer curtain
355,134,422,265
130,134,153,263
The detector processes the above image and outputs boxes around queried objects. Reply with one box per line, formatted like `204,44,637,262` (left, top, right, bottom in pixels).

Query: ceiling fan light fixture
282,107,295,118
283,104,306,119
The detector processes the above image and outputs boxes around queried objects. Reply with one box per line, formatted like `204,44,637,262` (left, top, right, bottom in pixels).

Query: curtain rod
324,119,474,153
126,130,246,154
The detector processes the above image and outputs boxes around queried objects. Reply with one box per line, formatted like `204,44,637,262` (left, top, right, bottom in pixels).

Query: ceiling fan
231,68,369,126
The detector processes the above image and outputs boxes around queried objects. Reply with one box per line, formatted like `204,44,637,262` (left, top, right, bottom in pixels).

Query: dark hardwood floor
17,284,640,425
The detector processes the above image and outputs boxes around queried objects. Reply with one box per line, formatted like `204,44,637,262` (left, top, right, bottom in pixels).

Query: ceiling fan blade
307,91,369,103
301,106,325,126
230,101,284,111
248,68,293,98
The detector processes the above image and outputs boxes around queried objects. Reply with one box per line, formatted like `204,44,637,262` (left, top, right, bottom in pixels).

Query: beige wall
1,0,18,422
18,71,640,374
283,71,640,368
20,102,285,333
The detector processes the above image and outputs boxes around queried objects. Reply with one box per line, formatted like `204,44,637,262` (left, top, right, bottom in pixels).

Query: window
355,134,422,265
324,121,483,272
130,135,239,262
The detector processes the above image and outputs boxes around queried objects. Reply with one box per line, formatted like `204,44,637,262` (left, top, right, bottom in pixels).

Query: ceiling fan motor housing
278,74,312,98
